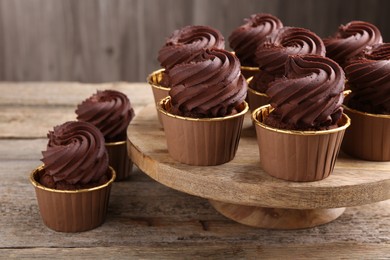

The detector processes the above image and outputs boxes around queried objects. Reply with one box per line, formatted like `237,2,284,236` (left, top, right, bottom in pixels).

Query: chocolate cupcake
342,43,390,161
76,90,135,181
149,25,225,125
158,48,248,165
248,27,325,111
323,21,383,68
252,55,350,181
157,25,225,86
30,121,115,232
229,13,283,67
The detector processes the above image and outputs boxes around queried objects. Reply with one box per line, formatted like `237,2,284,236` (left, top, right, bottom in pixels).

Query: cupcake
229,13,283,78
76,90,135,181
248,27,325,111
252,55,350,181
149,25,225,124
323,21,383,68
342,43,390,161
30,121,115,232
158,48,248,165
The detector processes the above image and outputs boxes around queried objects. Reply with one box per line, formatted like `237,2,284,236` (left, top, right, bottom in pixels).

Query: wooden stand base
209,200,346,229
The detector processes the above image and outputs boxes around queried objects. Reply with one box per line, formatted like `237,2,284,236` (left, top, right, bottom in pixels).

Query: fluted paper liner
252,105,350,182
158,97,248,166
147,69,170,127
342,105,390,161
30,165,116,232
240,65,260,79
106,140,133,181
247,85,269,112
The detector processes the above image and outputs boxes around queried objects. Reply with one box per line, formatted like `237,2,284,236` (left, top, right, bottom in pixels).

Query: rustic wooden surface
0,0,389,82
0,82,389,258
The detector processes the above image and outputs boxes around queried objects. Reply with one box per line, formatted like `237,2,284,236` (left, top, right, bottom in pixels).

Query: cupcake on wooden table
76,90,135,181
323,21,382,68
252,55,350,181
342,43,390,161
30,121,115,232
158,48,248,166
248,27,325,111
229,13,283,78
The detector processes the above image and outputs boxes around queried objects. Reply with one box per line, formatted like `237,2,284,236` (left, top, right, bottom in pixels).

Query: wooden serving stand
127,104,390,229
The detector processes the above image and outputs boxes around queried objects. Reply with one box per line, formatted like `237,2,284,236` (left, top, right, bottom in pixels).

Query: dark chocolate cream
168,48,247,118
229,13,283,67
265,55,345,130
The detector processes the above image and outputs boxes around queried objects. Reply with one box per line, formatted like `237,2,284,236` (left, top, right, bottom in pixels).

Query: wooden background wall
0,0,389,83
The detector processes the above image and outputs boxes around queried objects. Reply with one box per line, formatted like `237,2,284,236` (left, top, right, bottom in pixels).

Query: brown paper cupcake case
252,105,350,182
157,97,248,166
342,105,390,161
106,140,133,181
147,69,170,127
30,165,116,232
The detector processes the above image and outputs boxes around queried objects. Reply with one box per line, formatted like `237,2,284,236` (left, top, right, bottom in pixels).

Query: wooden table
0,82,389,259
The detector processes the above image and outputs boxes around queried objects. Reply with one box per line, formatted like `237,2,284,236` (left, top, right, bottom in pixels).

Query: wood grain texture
0,82,154,138
127,104,390,209
0,0,389,82
0,83,389,258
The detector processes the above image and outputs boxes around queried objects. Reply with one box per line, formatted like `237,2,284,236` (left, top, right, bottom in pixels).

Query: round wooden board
127,104,390,210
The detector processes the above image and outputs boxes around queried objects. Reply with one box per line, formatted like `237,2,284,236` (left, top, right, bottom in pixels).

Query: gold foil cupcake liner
230,51,260,79
106,140,133,181
157,97,248,166
252,105,350,181
240,65,260,79
30,165,116,232
342,105,390,161
247,85,269,112
147,69,170,127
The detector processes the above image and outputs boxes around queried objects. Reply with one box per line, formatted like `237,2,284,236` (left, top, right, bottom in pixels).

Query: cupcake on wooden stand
248,27,325,112
323,20,383,69
30,121,116,232
342,43,390,161
149,25,225,125
76,90,135,181
158,48,248,166
229,13,283,79
252,55,350,181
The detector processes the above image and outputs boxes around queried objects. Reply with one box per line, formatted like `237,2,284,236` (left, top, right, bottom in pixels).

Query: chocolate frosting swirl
363,43,390,60
344,43,390,114
265,55,345,130
168,49,247,118
229,13,283,66
158,25,225,71
256,27,326,76
41,121,109,189
323,21,383,67
76,90,135,142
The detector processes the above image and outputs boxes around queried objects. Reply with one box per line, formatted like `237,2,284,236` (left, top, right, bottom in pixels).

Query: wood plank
0,140,389,251
1,244,389,259
0,0,389,82
0,82,155,138
1,158,389,248
0,82,153,106
0,81,388,257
